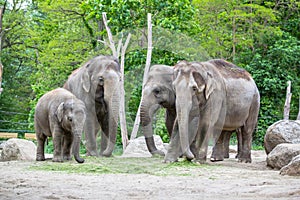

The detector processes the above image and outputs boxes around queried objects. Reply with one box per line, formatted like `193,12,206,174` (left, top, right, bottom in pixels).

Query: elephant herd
34,55,260,164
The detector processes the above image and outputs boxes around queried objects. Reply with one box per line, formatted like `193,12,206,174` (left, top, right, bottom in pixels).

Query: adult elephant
140,64,241,160
165,59,260,163
35,88,86,163
64,55,121,157
140,65,176,156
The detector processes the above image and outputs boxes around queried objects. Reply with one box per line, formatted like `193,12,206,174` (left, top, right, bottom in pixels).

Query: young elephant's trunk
73,134,84,163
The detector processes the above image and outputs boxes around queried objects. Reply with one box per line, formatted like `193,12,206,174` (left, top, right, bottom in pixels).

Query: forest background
0,0,299,151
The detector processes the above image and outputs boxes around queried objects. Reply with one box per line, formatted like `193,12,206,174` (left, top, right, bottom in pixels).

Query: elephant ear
81,64,91,92
205,71,215,100
56,102,65,123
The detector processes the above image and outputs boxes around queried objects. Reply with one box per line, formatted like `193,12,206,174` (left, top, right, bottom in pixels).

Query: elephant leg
235,128,242,159
36,133,47,161
52,130,63,162
238,126,252,163
99,115,110,156
196,123,212,164
164,122,181,163
186,116,199,161
222,131,232,159
100,130,109,156
210,131,226,162
84,114,99,156
63,134,73,160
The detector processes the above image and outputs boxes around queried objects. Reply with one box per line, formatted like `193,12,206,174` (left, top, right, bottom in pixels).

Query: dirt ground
0,149,300,200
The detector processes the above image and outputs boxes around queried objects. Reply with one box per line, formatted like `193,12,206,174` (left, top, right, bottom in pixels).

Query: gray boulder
280,155,300,176
0,138,37,161
122,135,167,157
264,120,300,154
266,143,300,169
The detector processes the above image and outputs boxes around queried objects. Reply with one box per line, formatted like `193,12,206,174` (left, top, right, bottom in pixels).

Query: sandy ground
0,150,300,200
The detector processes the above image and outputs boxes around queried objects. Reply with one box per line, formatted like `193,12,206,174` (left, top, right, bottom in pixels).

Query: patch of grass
29,156,218,177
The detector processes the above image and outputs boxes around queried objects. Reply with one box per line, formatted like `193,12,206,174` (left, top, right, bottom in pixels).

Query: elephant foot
237,151,251,163
63,155,72,161
163,158,178,163
86,150,98,157
183,149,194,161
36,154,46,161
150,150,165,157
193,158,206,164
100,150,113,157
224,153,230,159
52,157,63,162
36,157,45,161
210,157,224,162
238,157,252,163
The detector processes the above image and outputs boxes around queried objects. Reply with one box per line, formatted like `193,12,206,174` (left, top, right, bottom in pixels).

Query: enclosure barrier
0,129,36,140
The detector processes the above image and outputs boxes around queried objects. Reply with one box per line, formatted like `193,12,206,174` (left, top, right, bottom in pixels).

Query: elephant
140,65,176,156
34,88,86,163
140,64,241,160
64,55,121,157
165,59,260,163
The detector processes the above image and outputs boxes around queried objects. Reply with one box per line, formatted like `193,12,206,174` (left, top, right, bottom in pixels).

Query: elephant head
56,98,86,163
140,65,176,156
172,61,216,160
80,55,121,156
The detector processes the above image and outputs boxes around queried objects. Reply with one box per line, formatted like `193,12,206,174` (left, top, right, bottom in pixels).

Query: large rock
122,135,167,157
280,155,300,176
266,143,300,169
264,120,300,154
0,138,37,161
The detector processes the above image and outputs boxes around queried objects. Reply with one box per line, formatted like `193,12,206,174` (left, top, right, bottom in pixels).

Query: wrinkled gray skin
64,55,120,157
140,65,176,156
35,88,86,163
165,59,260,163
140,65,241,159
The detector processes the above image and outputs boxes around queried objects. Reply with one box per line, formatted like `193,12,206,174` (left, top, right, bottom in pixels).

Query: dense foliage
0,0,299,148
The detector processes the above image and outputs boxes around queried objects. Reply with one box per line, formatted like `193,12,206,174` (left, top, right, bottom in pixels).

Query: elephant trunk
103,80,120,156
73,133,84,163
176,95,194,160
140,102,162,155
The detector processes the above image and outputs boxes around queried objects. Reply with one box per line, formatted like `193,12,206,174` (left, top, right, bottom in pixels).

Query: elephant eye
67,116,73,122
153,88,160,95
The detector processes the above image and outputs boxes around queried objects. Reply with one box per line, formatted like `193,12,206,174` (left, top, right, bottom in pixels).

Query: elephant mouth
95,85,104,103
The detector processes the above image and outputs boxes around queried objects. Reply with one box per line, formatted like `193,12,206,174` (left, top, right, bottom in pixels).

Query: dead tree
283,81,292,120
130,13,153,140
0,3,6,95
297,96,300,120
101,12,130,150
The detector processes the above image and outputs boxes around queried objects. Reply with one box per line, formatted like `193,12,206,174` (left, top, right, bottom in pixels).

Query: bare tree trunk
0,5,5,95
102,12,129,149
283,81,292,120
119,33,131,150
130,13,152,140
297,96,300,120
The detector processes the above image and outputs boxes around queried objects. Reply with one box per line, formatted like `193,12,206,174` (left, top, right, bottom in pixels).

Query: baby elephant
35,88,86,163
